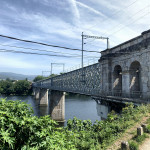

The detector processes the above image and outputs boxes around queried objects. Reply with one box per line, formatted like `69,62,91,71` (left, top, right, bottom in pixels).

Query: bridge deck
92,95,149,104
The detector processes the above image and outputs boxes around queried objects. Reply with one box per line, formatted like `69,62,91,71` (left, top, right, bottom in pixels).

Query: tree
0,80,14,95
14,80,32,95
33,74,57,82
33,76,46,82
49,74,57,78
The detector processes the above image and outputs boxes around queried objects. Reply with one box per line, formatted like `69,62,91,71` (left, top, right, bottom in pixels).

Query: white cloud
0,0,150,75
76,1,106,18
0,55,36,69
67,0,80,20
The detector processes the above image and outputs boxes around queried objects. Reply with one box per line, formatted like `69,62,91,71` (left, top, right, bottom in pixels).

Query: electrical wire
103,5,149,36
0,43,91,57
0,48,100,58
108,11,149,37
0,48,73,57
85,0,140,31
0,34,100,53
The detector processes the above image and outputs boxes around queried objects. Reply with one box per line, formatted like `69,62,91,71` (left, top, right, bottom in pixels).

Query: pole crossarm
83,35,108,40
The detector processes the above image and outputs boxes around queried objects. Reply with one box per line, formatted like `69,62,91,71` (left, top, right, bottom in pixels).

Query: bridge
33,29,150,122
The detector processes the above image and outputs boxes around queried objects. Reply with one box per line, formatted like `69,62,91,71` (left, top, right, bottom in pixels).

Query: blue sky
0,0,150,75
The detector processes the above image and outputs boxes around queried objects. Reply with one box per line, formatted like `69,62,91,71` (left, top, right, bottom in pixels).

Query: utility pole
107,38,109,49
51,63,65,75
81,33,109,83
81,32,84,69
81,34,109,69
42,71,51,77
82,34,109,49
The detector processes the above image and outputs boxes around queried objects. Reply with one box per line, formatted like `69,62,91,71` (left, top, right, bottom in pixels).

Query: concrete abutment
33,88,65,122
49,90,65,122
39,88,49,106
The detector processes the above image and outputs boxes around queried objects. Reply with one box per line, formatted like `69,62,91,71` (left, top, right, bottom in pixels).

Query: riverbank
107,112,150,150
0,98,150,149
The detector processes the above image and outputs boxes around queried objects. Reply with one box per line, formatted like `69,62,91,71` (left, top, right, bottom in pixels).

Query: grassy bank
0,98,149,149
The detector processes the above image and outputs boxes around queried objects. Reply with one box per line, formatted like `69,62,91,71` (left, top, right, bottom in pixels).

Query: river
0,95,122,125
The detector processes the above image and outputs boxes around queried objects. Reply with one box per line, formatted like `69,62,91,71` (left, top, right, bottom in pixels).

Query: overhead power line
108,11,150,37
0,48,73,57
0,43,88,57
85,0,139,31
0,48,100,58
0,43,100,58
0,34,100,53
103,5,149,36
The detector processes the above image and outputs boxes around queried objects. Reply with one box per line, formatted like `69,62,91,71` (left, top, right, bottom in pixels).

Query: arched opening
129,61,141,98
113,65,122,96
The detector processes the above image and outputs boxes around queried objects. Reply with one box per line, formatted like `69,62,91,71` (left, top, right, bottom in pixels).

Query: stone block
121,141,129,150
141,124,147,132
137,127,143,136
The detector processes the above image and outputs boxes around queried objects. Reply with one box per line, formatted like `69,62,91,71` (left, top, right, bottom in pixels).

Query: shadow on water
96,101,125,121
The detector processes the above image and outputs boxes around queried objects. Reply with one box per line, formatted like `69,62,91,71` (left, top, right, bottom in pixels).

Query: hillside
0,72,36,81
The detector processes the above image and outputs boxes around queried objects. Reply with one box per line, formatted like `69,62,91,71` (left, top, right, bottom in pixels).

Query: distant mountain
0,72,37,81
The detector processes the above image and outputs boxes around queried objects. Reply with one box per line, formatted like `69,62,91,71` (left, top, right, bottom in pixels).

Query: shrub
0,99,149,149
129,141,139,150
134,134,148,143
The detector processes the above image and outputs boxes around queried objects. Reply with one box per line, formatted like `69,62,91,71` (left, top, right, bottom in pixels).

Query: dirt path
139,138,150,150
107,114,150,150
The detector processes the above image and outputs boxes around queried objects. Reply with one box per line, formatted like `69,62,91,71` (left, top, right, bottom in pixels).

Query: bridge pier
122,71,130,96
49,90,65,122
34,88,40,100
39,88,49,106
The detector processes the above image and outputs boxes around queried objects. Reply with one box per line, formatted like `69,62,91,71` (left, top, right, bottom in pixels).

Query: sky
0,0,150,76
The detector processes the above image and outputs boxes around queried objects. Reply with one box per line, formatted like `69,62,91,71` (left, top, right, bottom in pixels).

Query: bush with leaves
0,79,32,95
0,99,149,150
0,98,75,149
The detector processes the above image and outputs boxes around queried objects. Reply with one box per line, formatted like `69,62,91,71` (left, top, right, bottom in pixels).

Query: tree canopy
0,79,32,95
33,74,57,82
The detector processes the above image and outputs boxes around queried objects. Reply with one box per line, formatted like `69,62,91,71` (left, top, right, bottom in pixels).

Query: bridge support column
39,88,49,106
50,90,65,122
122,71,130,96
34,88,40,100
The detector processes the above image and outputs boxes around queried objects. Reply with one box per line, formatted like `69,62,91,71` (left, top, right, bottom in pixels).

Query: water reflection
0,95,125,125
96,100,125,121
96,104,110,121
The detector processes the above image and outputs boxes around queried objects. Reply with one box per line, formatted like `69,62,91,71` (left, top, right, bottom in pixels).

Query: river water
0,95,122,125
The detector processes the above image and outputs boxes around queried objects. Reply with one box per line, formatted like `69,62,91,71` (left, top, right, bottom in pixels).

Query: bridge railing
33,63,102,94
106,90,143,99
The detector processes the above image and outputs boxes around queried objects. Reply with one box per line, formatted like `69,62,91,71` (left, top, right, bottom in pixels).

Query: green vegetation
0,99,150,149
33,74,57,82
128,134,149,150
128,114,150,150
129,141,139,150
0,79,32,95
147,124,150,133
133,134,149,144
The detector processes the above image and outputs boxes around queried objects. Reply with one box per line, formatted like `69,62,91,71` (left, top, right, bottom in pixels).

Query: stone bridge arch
129,61,141,97
113,65,122,96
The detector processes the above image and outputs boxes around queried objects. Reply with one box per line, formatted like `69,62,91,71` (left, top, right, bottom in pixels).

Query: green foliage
133,134,149,144
129,141,139,150
14,80,32,95
0,80,14,95
146,124,150,133
33,75,47,82
0,98,74,150
33,74,57,82
0,99,149,149
0,79,32,95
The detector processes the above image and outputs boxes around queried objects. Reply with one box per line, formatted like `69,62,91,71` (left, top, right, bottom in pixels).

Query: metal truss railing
32,63,147,101
32,63,102,96
106,90,143,99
